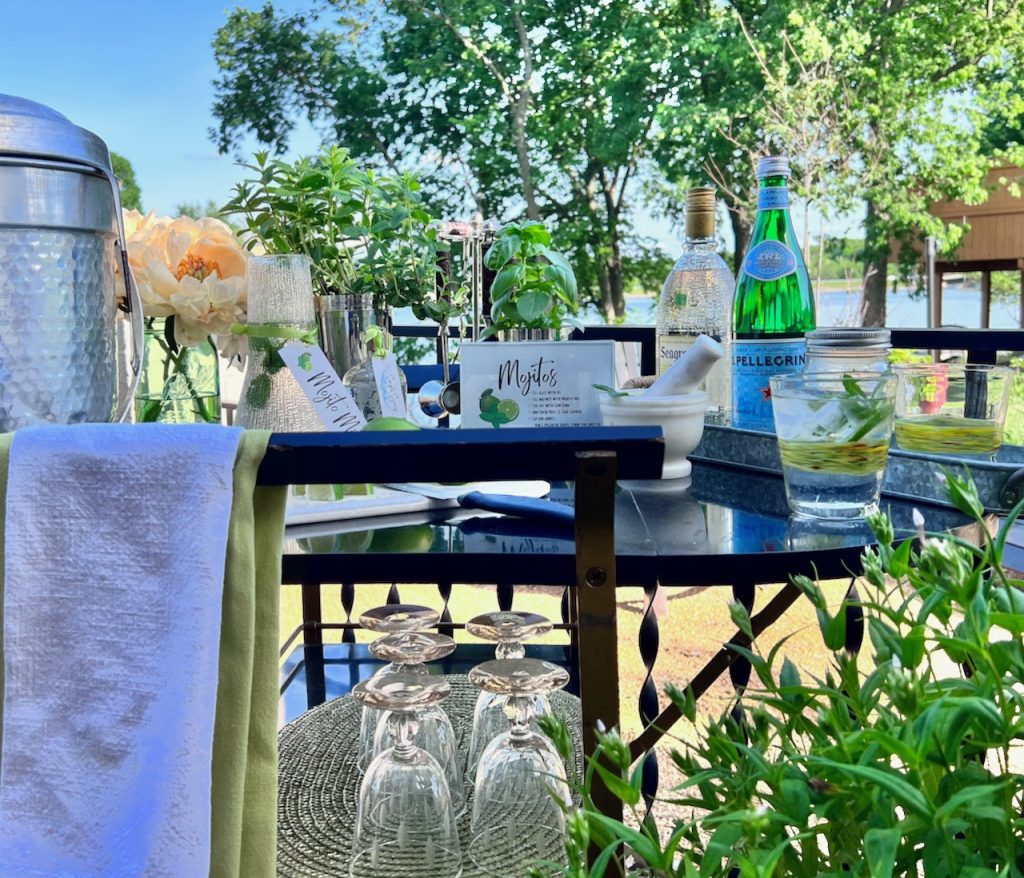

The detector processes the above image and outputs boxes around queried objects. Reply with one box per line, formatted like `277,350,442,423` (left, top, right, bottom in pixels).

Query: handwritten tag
278,341,366,432
371,354,408,419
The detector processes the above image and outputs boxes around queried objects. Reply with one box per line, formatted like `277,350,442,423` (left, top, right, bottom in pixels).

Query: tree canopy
210,0,1024,325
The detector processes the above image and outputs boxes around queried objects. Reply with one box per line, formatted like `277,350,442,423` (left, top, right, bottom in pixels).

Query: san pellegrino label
742,240,797,282
731,156,815,431
732,338,806,432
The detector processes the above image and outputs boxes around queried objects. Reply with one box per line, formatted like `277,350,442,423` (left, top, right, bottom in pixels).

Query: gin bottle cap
684,186,716,239
757,155,790,179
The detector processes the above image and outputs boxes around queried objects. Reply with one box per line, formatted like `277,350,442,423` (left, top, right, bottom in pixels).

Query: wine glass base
468,823,566,877
350,838,462,878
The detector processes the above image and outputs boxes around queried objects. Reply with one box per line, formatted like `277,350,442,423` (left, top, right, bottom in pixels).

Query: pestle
645,334,724,397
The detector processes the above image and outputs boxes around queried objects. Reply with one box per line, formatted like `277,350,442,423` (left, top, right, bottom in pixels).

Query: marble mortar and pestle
599,335,723,478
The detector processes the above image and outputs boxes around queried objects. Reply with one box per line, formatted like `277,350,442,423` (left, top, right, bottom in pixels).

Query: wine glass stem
507,695,532,740
389,711,418,759
496,640,525,660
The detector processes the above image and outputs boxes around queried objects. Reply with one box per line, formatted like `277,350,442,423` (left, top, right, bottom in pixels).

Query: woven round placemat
278,674,584,878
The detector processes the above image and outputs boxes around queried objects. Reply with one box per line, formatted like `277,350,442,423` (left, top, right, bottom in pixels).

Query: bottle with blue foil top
731,156,815,431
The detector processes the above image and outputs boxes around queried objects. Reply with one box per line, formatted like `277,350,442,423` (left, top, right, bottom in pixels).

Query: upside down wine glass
468,658,572,876
357,604,442,769
350,674,462,878
465,611,554,777
368,631,465,816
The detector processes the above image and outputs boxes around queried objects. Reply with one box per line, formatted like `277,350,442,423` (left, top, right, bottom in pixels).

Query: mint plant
540,473,1024,877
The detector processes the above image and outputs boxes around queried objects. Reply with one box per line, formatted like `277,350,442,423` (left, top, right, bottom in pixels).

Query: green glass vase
134,317,221,423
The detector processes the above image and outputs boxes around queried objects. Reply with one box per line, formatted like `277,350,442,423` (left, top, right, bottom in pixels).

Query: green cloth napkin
211,429,287,878
0,429,286,878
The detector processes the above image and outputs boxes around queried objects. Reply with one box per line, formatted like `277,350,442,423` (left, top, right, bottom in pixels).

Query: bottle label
757,187,790,210
732,338,806,432
742,240,797,282
657,333,700,376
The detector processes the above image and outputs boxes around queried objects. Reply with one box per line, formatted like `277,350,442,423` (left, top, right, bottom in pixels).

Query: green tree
740,2,1024,325
110,151,142,211
174,198,222,219
209,0,687,318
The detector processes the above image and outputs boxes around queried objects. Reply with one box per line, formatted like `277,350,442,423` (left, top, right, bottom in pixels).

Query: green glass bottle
732,155,815,431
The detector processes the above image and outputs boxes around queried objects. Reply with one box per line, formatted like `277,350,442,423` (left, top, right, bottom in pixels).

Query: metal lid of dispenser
0,94,113,172
0,94,118,233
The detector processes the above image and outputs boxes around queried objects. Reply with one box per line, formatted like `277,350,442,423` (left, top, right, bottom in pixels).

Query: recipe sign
460,341,615,428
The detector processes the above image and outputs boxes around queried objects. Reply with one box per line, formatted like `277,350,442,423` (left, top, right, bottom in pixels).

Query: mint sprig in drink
771,372,897,519
732,156,816,431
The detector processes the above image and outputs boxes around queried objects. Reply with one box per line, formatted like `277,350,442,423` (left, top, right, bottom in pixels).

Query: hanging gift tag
372,354,408,419
278,341,367,431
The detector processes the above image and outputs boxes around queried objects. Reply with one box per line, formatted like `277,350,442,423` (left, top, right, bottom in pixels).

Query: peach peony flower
124,210,248,350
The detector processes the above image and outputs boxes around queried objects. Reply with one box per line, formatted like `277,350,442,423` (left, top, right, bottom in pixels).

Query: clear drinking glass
770,371,897,519
234,254,322,431
465,612,554,778
350,674,462,878
469,658,571,874
893,363,1014,455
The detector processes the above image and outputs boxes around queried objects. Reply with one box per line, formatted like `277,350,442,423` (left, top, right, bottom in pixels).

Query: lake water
591,281,1022,329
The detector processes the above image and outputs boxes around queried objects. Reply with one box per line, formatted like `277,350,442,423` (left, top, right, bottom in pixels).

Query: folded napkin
0,425,286,878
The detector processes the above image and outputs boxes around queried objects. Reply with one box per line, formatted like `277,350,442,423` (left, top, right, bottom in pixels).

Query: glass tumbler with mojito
770,372,897,519
893,363,1013,456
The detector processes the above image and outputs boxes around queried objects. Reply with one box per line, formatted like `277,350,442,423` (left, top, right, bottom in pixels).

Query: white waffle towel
0,424,242,877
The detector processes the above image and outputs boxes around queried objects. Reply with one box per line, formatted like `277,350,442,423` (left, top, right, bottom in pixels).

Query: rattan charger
278,673,584,878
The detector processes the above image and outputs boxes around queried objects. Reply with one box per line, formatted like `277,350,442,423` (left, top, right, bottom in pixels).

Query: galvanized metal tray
690,423,1024,513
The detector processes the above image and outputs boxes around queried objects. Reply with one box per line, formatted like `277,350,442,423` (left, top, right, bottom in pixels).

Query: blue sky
0,0,319,215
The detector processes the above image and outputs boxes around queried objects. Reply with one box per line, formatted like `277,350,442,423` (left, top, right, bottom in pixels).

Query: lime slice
497,399,519,421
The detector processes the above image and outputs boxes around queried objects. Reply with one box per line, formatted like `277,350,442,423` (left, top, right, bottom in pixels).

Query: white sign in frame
460,340,616,428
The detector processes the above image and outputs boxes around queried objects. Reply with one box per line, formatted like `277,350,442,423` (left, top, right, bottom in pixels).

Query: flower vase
134,318,220,423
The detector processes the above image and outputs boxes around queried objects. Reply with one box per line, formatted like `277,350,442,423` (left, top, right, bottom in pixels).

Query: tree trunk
606,228,625,319
860,199,888,327
511,7,540,221
597,262,613,321
728,207,751,275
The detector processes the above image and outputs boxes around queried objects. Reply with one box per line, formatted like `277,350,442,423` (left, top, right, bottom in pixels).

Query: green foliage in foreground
541,473,1024,877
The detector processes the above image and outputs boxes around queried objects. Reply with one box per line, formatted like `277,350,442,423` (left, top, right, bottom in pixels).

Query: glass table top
283,461,972,584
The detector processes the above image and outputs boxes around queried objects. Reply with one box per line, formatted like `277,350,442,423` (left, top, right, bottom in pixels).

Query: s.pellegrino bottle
731,156,815,431
655,186,734,423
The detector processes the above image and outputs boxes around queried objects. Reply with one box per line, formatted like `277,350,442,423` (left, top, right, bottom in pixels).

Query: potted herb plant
223,147,462,376
482,220,579,340
460,221,614,429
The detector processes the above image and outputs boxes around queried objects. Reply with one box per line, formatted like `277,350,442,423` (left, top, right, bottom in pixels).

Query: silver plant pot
315,293,373,376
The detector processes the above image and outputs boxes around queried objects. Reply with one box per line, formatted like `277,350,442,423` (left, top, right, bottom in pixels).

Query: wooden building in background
930,164,1024,327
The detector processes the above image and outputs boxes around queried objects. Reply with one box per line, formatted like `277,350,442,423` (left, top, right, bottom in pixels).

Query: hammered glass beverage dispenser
0,94,143,431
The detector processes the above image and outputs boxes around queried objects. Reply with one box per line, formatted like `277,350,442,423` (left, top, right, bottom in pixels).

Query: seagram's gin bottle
655,187,734,423
731,156,815,432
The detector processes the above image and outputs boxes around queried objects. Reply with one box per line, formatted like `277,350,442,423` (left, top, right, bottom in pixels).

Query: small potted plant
482,220,579,340
461,222,614,428
224,147,461,375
